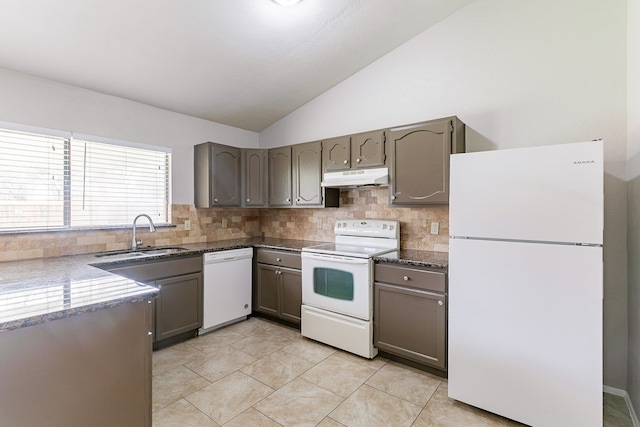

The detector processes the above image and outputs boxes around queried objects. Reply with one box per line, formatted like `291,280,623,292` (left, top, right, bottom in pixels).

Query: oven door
301,251,371,320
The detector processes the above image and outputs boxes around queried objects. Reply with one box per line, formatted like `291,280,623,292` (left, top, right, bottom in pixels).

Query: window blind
0,127,170,232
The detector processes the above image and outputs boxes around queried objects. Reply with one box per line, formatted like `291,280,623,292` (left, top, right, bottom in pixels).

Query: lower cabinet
254,248,302,324
374,263,447,370
0,300,152,427
101,256,203,348
154,273,202,342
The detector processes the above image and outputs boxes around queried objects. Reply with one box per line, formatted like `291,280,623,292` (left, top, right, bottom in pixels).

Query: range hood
321,167,389,188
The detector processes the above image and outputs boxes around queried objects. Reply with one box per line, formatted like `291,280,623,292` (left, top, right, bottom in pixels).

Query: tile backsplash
0,187,448,263
260,187,449,251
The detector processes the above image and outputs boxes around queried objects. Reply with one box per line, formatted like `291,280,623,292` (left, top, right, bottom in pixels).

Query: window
0,126,171,232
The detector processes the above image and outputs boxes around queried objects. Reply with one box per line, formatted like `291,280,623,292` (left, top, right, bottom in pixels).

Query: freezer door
450,141,603,244
448,239,602,427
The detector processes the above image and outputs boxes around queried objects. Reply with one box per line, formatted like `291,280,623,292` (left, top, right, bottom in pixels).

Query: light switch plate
317,219,323,229
184,220,191,231
221,218,228,228
430,222,439,235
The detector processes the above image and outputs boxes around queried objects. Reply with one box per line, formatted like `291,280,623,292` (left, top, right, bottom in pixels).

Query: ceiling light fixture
272,0,302,6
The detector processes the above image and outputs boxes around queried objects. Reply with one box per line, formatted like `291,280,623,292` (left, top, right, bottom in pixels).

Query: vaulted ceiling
0,0,474,131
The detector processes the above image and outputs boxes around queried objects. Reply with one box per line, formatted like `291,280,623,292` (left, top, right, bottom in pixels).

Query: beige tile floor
152,317,632,427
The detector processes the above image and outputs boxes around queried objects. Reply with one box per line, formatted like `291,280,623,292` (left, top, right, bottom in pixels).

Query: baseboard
603,385,640,427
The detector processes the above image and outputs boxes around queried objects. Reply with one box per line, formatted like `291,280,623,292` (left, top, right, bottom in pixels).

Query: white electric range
301,219,399,358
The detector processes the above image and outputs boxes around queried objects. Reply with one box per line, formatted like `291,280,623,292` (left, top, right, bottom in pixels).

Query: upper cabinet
293,141,323,207
269,146,293,207
268,143,339,208
322,130,386,172
241,148,268,208
194,142,241,208
388,117,465,206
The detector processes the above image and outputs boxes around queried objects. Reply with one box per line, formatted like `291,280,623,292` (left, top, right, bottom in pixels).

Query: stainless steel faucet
131,214,157,250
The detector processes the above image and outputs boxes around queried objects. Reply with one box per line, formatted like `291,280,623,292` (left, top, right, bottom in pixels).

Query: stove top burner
302,219,400,258
302,242,396,258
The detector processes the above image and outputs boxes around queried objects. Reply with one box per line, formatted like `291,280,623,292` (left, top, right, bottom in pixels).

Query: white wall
260,0,629,388
0,67,259,205
627,0,640,415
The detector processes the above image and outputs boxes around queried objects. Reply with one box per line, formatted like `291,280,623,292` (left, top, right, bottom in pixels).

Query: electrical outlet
184,220,191,231
221,218,228,228
430,222,439,235
316,219,323,229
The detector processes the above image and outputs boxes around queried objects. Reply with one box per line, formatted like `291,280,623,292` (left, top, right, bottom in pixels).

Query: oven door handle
302,252,369,264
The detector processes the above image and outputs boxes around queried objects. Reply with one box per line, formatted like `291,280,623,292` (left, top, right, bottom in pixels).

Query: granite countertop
374,249,449,269
0,237,446,332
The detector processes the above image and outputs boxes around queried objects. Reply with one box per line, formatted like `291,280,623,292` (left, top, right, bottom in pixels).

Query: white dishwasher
200,248,253,334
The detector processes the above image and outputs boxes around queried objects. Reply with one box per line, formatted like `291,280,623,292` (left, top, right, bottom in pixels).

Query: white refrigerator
448,141,603,427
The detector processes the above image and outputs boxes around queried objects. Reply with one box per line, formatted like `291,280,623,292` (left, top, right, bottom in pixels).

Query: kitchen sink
95,247,189,259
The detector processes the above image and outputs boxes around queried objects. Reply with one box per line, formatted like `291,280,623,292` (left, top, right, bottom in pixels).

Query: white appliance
301,219,399,358
200,248,253,334
321,167,389,188
448,141,603,427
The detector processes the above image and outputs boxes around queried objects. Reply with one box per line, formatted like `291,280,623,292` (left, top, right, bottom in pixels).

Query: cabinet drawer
256,249,301,270
374,263,446,293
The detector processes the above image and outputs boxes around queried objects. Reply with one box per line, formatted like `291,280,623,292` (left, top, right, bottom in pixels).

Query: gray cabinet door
389,118,461,205
374,281,446,370
211,143,241,206
194,142,241,207
293,141,322,206
352,130,385,169
323,136,351,171
268,146,293,207
242,148,268,207
154,273,202,341
256,263,280,317
280,266,302,324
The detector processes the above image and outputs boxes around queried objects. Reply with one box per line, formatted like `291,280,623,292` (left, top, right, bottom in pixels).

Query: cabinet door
268,146,293,207
256,263,280,317
242,148,268,207
279,267,302,324
352,130,385,169
211,143,241,206
389,119,452,205
293,141,322,206
323,136,351,171
374,282,446,370
155,273,202,341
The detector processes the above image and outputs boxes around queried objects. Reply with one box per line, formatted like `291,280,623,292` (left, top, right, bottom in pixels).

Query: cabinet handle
157,284,162,289
403,275,409,281
438,300,444,306
276,257,281,262
246,198,250,202
286,198,291,202
343,159,348,164
356,158,361,163
391,195,396,200
213,198,218,203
